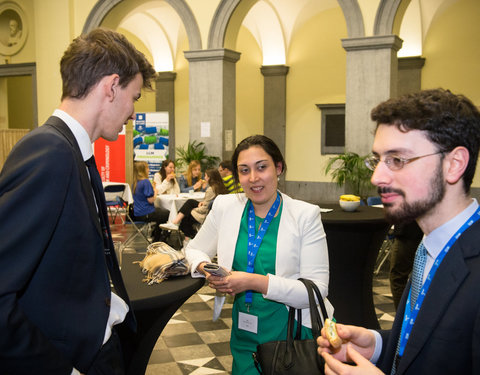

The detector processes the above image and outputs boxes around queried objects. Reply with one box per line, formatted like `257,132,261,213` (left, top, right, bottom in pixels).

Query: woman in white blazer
153,159,180,195
185,135,332,374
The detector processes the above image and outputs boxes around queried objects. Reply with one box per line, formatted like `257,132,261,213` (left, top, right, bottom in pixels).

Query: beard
379,164,446,225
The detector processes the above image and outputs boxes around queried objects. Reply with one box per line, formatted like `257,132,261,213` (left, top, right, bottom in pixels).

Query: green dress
230,201,313,374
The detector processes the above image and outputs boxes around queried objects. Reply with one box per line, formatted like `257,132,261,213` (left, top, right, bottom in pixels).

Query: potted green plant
175,140,220,172
325,152,374,203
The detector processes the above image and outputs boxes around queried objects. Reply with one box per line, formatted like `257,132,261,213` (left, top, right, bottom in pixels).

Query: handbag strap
298,278,328,338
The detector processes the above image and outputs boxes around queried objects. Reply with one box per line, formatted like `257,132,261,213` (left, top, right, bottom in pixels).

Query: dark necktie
85,156,135,328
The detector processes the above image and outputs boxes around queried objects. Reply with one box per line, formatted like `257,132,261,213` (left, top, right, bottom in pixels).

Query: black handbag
252,278,328,374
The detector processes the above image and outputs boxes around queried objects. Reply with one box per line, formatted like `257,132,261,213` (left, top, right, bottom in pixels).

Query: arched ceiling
106,0,458,70
118,1,184,71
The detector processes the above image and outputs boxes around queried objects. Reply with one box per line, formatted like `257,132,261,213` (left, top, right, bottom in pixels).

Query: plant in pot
325,151,374,204
175,140,220,172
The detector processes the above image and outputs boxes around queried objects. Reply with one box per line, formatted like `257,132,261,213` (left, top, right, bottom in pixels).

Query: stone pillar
156,72,177,159
260,64,289,191
184,49,241,160
342,35,403,155
398,56,425,96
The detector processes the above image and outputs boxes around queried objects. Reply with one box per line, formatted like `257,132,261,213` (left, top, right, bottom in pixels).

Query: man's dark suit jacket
0,117,122,373
377,219,480,374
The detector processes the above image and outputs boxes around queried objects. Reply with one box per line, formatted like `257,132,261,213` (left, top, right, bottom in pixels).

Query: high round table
319,203,390,329
120,253,205,375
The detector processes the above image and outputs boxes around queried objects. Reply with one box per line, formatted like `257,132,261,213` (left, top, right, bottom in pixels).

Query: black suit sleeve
0,131,75,373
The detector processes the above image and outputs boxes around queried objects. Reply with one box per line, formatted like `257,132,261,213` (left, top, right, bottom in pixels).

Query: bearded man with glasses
317,88,480,375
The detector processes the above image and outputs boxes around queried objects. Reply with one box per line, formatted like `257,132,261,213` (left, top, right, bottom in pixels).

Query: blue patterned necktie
410,242,427,311
391,241,427,375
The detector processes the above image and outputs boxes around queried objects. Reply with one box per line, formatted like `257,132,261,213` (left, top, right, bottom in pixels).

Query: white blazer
185,192,334,327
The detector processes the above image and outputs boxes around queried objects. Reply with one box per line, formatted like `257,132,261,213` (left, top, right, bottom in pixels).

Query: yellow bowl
339,199,360,212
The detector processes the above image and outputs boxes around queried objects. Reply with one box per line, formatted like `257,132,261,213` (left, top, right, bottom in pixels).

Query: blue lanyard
244,192,281,305
398,206,480,356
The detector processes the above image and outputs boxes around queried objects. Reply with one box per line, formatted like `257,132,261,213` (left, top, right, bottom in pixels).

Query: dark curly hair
371,88,480,192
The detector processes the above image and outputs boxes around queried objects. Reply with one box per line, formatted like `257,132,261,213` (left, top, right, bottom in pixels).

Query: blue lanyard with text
244,192,281,306
398,206,480,356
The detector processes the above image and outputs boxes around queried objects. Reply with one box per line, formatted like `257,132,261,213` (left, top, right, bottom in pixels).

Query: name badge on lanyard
238,192,281,333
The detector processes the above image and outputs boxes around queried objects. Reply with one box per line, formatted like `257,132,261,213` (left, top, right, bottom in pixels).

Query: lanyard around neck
398,206,480,356
244,192,281,305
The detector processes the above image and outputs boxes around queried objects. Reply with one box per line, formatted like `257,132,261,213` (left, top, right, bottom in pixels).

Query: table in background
154,192,205,222
103,182,133,204
121,253,205,375
319,203,390,329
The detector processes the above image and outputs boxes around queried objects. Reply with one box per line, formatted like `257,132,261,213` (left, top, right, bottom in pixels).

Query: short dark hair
231,135,286,184
60,28,156,100
371,88,480,192
219,160,233,171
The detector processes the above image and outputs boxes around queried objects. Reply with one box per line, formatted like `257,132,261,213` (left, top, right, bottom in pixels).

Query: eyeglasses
364,152,443,171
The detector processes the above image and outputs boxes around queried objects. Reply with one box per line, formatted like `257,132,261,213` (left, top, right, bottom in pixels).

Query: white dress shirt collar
53,109,93,162
424,198,479,259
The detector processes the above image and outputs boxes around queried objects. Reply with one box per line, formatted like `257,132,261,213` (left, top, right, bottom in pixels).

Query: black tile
163,332,204,348
191,319,230,332
204,357,228,371
208,341,232,357
219,307,233,318
178,363,199,375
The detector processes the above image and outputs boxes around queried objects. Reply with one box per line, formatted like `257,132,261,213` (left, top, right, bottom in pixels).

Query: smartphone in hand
203,263,230,277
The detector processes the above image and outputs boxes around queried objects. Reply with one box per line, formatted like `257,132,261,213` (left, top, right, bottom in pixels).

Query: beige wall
174,36,190,156
286,7,347,182
421,0,480,187
235,26,263,143
32,0,95,124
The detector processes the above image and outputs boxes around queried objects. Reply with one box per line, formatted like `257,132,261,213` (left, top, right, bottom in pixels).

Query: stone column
156,72,177,159
184,49,241,160
398,56,425,96
342,35,403,155
260,64,289,191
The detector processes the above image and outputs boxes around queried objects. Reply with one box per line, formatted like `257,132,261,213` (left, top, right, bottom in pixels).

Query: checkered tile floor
110,218,396,375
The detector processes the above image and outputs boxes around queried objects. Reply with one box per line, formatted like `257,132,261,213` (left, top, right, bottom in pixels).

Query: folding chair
104,184,126,224
367,196,394,275
117,197,152,250
374,226,394,275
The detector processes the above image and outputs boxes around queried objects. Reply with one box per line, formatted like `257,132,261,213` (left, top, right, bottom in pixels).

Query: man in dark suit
0,29,155,374
317,89,480,374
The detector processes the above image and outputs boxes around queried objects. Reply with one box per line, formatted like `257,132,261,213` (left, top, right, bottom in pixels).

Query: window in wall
316,103,345,154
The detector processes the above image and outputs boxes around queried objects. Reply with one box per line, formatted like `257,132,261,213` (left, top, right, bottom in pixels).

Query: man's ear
445,146,469,184
103,74,120,102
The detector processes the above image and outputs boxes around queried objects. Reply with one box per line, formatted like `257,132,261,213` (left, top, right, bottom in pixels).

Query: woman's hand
166,172,176,181
193,179,203,190
207,271,268,296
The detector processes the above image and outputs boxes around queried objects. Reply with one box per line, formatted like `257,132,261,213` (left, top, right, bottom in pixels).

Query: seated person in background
153,159,180,195
161,168,228,238
179,160,207,193
132,161,169,242
218,159,243,193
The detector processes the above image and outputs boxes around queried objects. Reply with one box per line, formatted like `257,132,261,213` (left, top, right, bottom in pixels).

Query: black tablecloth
121,253,205,375
320,203,390,329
